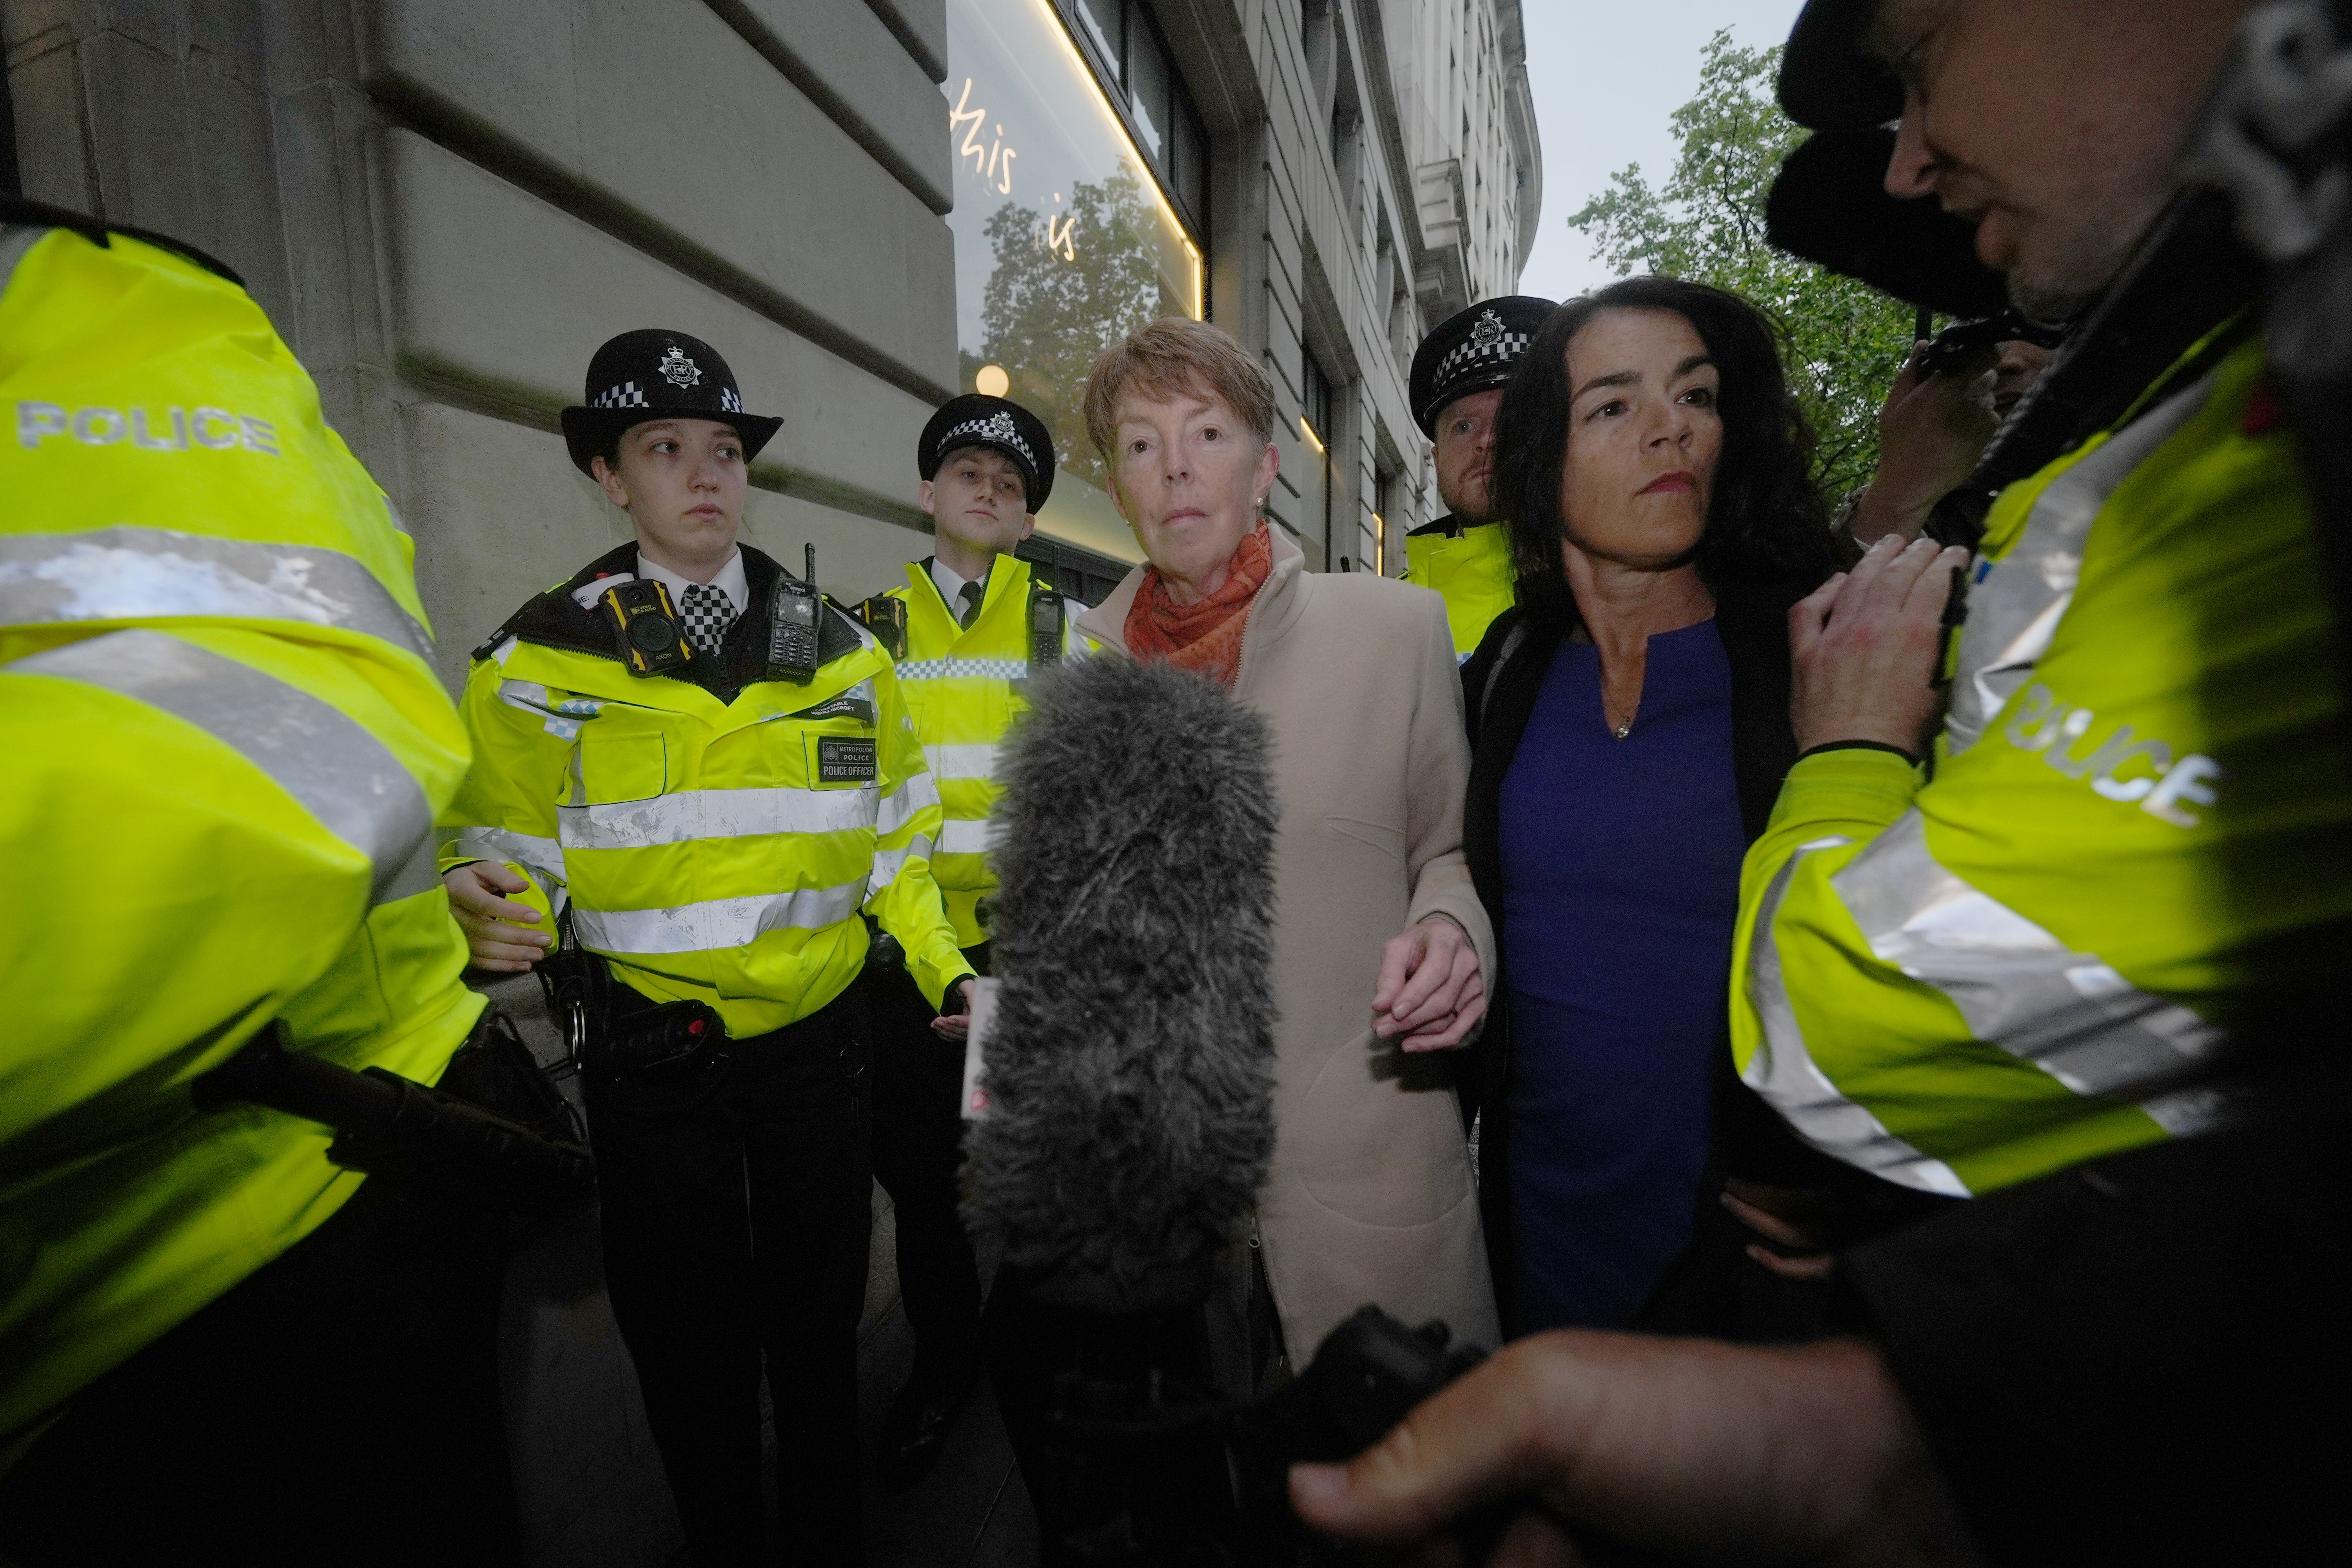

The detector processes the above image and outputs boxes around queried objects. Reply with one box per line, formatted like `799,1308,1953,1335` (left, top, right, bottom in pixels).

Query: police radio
599,579,693,675
1029,583,1066,668
766,543,822,683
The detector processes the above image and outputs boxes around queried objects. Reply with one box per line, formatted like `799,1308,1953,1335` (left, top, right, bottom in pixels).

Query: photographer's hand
1289,1331,1981,1566
1848,344,1999,549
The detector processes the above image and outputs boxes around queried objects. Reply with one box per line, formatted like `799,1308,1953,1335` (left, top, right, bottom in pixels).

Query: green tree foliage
1568,30,1916,502
974,167,1176,493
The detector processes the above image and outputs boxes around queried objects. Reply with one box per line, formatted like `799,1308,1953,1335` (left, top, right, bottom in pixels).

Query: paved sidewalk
483,973,1036,1566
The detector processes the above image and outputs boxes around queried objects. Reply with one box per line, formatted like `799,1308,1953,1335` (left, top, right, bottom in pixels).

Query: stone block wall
4,0,957,691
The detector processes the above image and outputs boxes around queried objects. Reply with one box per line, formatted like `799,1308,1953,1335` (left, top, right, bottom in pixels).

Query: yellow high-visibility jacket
1731,333,2352,1197
882,555,1089,948
1404,517,1515,662
0,213,483,1441
442,543,972,1030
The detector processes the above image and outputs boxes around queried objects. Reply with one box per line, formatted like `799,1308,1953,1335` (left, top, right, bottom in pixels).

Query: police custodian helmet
918,393,1057,510
560,328,784,475
1408,296,1553,437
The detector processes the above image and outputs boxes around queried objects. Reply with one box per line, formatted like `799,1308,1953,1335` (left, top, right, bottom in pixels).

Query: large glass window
946,0,1206,566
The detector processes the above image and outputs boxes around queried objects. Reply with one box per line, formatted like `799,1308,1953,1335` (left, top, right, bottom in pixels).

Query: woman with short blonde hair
985,319,1498,1523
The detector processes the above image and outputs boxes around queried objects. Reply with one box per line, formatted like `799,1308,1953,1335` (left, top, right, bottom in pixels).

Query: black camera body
1030,1302,1483,1566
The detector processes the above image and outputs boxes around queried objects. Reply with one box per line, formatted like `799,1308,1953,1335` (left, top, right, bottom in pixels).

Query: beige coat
1074,529,1502,1359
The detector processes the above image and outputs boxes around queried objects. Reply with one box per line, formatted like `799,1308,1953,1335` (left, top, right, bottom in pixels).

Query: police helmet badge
559,328,783,475
918,394,1057,509
1408,296,1555,437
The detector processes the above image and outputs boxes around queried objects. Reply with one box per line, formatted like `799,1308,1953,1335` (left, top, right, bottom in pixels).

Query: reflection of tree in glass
978,167,1178,494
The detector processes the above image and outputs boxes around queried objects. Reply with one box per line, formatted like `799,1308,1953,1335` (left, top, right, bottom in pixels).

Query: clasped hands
1374,915,1487,1053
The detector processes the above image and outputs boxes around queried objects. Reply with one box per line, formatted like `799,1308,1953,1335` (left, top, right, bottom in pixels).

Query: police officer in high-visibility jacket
439,329,973,1565
1726,22,2352,1222
1403,296,1550,661
0,197,514,1563
850,392,1087,1488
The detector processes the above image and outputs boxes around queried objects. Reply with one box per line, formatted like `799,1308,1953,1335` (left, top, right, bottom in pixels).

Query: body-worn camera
599,579,693,675
852,593,910,661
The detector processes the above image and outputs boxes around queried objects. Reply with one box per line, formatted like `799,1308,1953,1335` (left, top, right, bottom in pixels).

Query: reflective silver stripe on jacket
876,773,940,838
443,825,566,887
1742,838,1973,1196
924,742,999,781
557,786,880,851
13,628,434,904
936,816,1001,856
0,224,45,297
867,835,936,899
571,880,867,955
1831,809,2230,1095
0,527,436,667
376,833,447,906
1944,376,2212,754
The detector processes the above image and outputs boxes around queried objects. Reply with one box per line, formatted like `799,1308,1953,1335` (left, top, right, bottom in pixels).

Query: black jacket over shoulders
1456,576,1863,1332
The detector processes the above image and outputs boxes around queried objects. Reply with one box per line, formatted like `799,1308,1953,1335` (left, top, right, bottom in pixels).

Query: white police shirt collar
929,556,989,612
635,547,748,619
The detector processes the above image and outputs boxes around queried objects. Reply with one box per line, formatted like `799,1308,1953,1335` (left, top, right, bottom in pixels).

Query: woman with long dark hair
1460,276,1856,1334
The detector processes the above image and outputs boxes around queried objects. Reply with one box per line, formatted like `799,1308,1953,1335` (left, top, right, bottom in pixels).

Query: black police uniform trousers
0,1172,517,1567
869,941,987,1389
583,987,872,1567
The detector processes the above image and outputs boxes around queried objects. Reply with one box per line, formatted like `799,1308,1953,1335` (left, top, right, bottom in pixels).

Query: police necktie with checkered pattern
677,582,737,660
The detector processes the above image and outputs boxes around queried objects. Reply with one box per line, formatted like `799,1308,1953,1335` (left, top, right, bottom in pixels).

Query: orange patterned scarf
1123,521,1273,688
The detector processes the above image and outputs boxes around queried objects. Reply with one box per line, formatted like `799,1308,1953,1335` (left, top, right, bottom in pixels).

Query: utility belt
194,1007,593,1220
536,910,730,1109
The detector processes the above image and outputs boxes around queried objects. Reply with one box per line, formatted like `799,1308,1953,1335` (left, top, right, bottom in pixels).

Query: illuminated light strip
1029,0,1204,320
1298,416,1326,454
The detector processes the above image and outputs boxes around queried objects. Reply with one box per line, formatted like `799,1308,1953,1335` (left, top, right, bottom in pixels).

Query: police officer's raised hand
444,862,554,972
1289,1330,1980,1567
1790,535,1971,757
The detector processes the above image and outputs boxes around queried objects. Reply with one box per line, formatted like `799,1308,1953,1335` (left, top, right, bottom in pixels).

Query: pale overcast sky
1517,1,1809,301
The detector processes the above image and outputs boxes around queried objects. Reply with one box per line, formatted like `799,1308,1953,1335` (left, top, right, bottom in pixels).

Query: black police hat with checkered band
918,393,1056,510
1409,296,1554,437
559,328,783,475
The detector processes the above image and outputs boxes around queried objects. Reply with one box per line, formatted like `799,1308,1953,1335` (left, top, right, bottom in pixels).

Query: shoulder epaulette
470,544,639,663
0,194,245,285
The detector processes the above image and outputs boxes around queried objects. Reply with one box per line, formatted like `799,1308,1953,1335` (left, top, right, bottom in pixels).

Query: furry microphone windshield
962,655,1279,1312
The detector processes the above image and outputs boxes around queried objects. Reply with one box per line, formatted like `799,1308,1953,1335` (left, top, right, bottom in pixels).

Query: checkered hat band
942,417,1033,468
592,381,648,409
896,657,1029,682
1433,332,1533,395
720,386,742,412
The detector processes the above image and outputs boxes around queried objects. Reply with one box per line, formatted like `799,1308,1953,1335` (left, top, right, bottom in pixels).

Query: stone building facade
4,0,1534,648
